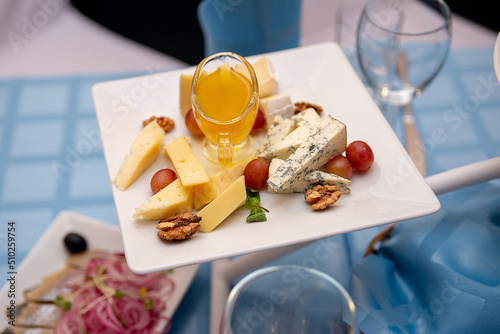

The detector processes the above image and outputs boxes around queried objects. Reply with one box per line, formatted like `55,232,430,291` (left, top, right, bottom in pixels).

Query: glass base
201,136,255,165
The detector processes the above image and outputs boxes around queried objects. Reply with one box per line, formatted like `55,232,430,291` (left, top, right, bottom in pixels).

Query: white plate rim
0,210,199,330
92,42,441,274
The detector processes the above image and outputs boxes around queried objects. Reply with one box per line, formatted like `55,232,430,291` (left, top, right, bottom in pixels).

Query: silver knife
396,51,427,176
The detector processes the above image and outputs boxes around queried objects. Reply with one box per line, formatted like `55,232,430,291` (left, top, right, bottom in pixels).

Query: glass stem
382,103,403,142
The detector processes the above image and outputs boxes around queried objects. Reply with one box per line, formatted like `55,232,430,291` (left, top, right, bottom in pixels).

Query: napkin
349,182,500,334
346,46,500,334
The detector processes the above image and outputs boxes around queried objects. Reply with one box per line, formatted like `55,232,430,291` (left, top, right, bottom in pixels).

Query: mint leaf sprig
245,188,269,223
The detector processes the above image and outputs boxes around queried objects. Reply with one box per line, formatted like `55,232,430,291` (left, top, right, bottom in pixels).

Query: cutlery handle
403,104,426,176
425,156,500,196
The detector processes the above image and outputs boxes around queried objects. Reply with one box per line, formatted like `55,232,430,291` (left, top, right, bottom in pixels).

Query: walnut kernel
143,116,175,133
294,102,324,115
157,213,201,241
305,184,342,210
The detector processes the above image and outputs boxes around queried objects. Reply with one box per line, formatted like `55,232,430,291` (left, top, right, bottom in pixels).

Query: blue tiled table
1,47,499,333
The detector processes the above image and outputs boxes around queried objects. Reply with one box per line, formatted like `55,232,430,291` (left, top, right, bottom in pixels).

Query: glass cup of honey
191,52,259,165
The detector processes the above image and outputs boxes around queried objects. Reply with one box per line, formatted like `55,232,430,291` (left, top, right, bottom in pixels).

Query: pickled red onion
54,252,175,334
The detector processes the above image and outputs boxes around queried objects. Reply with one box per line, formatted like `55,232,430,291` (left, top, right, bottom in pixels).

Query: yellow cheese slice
192,155,254,209
113,120,165,191
179,73,194,117
252,57,278,98
164,137,210,188
133,178,193,220
197,175,246,233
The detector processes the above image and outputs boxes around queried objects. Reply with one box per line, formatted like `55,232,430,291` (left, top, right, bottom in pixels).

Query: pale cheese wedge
113,120,165,191
192,155,254,209
179,73,194,117
133,178,193,220
252,57,278,98
164,137,210,187
197,175,246,233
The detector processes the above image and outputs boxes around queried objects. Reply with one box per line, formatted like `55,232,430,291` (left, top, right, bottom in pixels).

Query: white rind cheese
259,94,294,128
267,115,347,193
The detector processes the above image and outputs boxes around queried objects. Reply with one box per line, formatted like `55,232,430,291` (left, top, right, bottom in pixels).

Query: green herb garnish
145,299,154,310
54,296,72,311
114,290,125,299
245,188,268,223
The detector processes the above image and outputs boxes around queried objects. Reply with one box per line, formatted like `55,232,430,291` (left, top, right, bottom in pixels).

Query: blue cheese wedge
267,158,283,193
258,124,319,162
267,158,309,193
257,116,295,158
259,94,294,129
267,116,347,193
292,108,321,128
305,171,351,193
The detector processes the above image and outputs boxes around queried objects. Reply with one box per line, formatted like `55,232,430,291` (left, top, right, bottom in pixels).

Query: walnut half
143,116,175,133
157,213,201,241
294,101,323,115
305,184,342,210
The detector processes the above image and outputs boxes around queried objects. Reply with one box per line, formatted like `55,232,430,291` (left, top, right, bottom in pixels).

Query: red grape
346,141,374,171
326,155,353,179
250,109,266,134
185,109,204,137
150,168,178,194
243,158,269,190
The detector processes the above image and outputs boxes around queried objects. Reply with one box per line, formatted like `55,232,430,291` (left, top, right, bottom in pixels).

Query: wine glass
356,0,451,138
222,265,358,334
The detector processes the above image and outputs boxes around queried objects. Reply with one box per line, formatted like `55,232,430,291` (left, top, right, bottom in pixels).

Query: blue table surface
0,46,499,333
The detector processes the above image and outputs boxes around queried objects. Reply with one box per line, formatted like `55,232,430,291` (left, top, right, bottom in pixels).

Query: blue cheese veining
267,115,347,192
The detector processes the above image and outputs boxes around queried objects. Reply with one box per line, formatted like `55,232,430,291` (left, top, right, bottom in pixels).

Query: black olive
64,233,87,254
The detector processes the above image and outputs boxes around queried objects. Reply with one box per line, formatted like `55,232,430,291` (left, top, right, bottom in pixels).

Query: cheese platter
92,42,440,274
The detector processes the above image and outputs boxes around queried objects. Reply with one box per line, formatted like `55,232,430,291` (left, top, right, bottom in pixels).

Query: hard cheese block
133,178,193,220
179,73,194,117
192,155,253,209
267,116,347,193
164,137,210,187
113,120,165,191
252,57,278,98
197,175,246,233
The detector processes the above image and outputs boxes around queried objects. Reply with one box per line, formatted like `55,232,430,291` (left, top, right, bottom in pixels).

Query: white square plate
92,42,440,274
0,211,198,330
